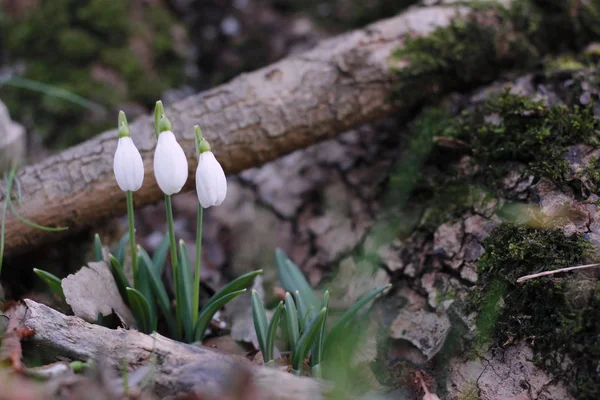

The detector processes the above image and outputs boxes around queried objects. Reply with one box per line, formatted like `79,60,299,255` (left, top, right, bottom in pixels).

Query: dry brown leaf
61,261,135,327
0,304,35,372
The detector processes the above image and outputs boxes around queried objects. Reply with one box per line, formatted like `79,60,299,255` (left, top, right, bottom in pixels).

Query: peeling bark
1,2,497,257
8,300,324,400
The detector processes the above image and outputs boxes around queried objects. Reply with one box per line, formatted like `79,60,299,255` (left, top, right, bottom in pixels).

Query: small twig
516,263,600,283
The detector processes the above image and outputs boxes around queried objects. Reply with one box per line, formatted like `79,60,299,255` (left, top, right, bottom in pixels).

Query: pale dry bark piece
10,300,325,400
1,2,497,257
61,261,136,327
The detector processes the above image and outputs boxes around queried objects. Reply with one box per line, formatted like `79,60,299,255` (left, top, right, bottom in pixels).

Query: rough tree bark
0,2,499,257
6,300,324,399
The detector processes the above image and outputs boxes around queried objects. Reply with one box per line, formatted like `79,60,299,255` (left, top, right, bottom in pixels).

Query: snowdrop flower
113,111,144,192
194,125,227,208
195,151,227,208
154,122,189,195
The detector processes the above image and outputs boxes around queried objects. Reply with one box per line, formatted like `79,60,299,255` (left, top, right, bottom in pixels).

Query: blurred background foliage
0,0,416,149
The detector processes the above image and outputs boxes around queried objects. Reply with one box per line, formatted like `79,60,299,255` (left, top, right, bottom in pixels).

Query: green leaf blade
275,249,319,309
251,290,269,356
205,269,262,309
109,255,131,306
33,268,64,300
195,289,247,342
265,301,284,363
284,292,299,351
126,287,152,334
292,307,327,372
93,234,103,262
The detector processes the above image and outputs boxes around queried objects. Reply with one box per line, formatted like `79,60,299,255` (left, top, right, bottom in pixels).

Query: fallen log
8,299,324,399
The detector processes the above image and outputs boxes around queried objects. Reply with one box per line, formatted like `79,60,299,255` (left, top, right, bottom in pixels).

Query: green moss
453,92,598,183
392,0,600,99
0,0,185,148
544,54,586,74
470,223,599,399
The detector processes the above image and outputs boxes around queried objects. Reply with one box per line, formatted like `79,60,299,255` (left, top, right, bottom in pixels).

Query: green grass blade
0,76,105,112
292,307,327,372
126,287,151,334
265,301,284,363
294,290,315,331
151,233,170,276
115,232,130,268
194,289,246,342
93,234,104,262
251,290,269,355
311,290,330,370
284,292,299,351
136,247,158,331
177,241,194,341
9,200,69,231
325,284,390,350
33,268,64,300
275,249,319,309
205,269,262,309
137,248,176,337
109,255,131,306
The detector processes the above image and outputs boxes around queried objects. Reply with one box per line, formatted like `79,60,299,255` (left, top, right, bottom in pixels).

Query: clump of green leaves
470,223,599,399
252,249,389,377
36,231,261,343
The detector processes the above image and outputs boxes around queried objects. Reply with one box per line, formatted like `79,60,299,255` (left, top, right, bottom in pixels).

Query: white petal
153,131,188,195
113,137,144,191
195,152,227,208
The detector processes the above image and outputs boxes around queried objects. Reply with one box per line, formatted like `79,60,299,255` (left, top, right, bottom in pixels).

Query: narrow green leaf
325,284,390,350
137,249,176,337
292,307,327,371
251,290,268,355
126,287,151,333
275,249,320,309
311,290,330,369
33,268,64,300
115,232,130,268
205,270,262,309
93,234,103,262
151,233,170,276
294,290,314,331
195,289,246,342
177,241,194,341
284,292,299,351
109,255,131,306
265,301,284,363
136,247,158,331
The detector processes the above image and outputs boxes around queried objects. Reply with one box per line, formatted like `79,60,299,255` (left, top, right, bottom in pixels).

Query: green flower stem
126,191,138,285
192,205,203,326
165,194,180,335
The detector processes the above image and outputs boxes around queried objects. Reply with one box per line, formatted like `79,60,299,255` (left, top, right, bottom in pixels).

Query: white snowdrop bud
195,151,227,208
113,111,144,192
153,129,189,195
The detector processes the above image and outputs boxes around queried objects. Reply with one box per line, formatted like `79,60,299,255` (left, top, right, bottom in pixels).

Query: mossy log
5,299,324,399
0,1,513,257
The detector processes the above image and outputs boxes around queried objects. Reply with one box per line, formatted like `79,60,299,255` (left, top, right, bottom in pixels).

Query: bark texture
1,2,488,257
8,299,323,400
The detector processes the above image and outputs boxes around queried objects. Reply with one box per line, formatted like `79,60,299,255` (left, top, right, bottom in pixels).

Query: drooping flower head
194,125,227,208
153,110,189,195
113,111,144,192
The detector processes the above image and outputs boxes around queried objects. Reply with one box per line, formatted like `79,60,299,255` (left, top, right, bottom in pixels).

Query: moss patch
470,223,599,399
392,0,600,99
0,0,185,148
448,92,599,184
